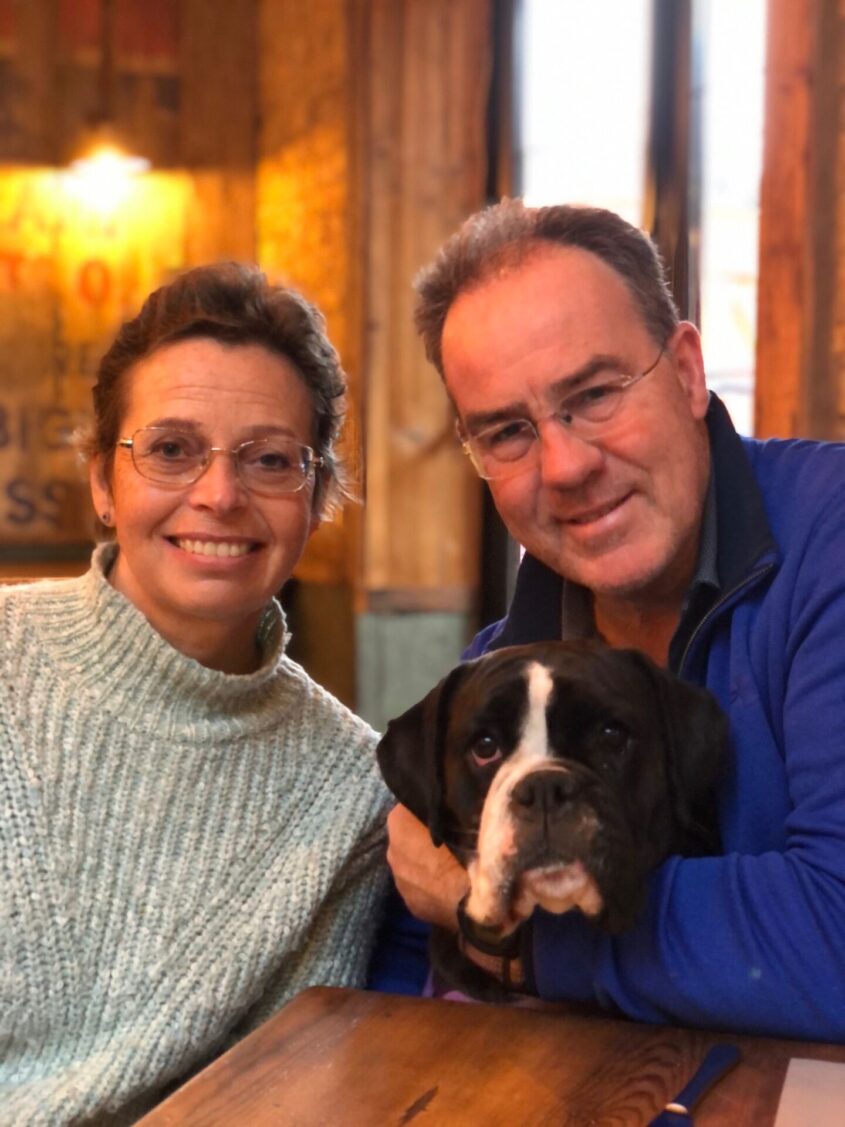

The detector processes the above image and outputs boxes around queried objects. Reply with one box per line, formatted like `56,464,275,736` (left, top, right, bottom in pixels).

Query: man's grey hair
413,198,679,377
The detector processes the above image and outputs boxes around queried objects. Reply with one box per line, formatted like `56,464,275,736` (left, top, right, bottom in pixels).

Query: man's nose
537,419,604,487
186,450,248,512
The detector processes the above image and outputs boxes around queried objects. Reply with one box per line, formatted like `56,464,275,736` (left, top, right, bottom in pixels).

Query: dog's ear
376,662,468,847
624,650,728,853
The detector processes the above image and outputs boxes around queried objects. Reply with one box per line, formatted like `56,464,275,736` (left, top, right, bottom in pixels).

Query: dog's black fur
377,639,727,998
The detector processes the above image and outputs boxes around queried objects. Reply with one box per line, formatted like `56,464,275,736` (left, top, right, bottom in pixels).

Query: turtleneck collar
32,542,290,742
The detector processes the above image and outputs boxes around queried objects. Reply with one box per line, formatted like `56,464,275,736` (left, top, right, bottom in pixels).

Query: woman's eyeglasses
116,427,323,495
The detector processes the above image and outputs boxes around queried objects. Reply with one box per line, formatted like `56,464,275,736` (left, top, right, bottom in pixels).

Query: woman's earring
101,512,112,526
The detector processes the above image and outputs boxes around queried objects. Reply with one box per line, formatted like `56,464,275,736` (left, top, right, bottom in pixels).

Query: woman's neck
107,551,264,674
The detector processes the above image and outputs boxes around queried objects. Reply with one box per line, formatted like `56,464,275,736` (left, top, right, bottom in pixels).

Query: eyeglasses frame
459,345,666,481
116,427,324,495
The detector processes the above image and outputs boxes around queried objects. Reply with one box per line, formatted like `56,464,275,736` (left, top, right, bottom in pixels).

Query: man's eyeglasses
460,347,665,481
117,427,324,495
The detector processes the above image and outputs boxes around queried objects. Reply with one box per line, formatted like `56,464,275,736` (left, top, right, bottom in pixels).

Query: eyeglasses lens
467,372,638,480
130,429,314,493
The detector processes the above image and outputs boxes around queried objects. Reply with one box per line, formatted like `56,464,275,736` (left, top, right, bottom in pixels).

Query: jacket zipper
678,562,776,678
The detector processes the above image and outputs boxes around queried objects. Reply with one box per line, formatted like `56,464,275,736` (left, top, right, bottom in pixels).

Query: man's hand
386,804,469,931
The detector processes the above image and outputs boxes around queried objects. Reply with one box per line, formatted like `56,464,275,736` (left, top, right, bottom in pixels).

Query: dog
377,639,727,998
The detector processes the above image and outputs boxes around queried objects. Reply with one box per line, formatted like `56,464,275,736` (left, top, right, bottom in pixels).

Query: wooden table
138,986,845,1125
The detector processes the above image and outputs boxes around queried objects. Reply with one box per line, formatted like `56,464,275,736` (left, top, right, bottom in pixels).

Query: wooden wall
255,0,490,710
5,0,840,700
0,0,257,577
756,0,845,440
0,0,490,712
359,0,489,613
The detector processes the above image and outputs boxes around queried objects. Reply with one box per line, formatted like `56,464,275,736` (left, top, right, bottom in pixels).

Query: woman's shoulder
1,574,85,643
1,578,87,722
275,656,379,742
269,659,389,806
1,573,79,603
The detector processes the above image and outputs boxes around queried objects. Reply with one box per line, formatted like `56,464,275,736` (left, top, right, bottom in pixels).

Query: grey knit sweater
1,545,391,1125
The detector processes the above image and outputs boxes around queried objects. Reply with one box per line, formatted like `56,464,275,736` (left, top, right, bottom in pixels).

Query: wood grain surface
137,986,845,1126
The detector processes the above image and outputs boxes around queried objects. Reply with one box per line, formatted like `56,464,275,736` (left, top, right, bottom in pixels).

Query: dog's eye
469,735,502,768
598,722,630,752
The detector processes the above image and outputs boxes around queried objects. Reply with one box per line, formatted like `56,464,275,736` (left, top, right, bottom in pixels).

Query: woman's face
89,337,322,670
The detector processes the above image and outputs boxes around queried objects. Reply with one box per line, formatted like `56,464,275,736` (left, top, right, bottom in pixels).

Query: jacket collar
707,394,777,590
487,393,776,652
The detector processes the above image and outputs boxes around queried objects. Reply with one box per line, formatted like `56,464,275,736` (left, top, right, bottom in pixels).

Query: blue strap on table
649,1042,741,1124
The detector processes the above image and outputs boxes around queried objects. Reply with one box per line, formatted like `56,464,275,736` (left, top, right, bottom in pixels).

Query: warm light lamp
65,121,149,213
64,0,150,209
70,121,150,178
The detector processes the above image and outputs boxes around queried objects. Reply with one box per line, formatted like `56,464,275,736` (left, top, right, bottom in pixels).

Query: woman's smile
168,536,259,559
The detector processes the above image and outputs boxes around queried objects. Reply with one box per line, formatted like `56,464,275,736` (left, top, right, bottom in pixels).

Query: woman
2,264,391,1124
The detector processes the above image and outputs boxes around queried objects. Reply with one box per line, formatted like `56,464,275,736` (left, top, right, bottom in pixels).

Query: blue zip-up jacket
464,396,845,1041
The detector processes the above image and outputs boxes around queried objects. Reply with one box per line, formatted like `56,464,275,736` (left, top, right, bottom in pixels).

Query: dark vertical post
478,0,521,627
643,0,704,324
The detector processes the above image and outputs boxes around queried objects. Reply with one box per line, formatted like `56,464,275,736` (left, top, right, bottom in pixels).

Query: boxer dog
377,639,727,998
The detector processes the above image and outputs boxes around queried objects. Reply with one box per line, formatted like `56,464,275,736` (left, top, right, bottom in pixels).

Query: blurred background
1,0,842,726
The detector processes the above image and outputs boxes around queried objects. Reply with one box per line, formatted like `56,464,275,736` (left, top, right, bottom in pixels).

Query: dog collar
455,905,529,995
456,895,523,959
460,938,528,994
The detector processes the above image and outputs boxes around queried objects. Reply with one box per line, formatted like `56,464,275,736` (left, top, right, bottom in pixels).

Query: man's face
441,245,711,605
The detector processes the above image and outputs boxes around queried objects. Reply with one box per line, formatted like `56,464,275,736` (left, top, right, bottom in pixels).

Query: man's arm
386,804,538,991
386,501,845,1038
529,492,845,1041
386,804,469,931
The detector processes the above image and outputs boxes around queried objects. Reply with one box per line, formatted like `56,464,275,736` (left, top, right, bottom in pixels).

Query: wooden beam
755,0,844,440
8,0,58,162
180,0,256,263
360,0,491,601
255,0,362,593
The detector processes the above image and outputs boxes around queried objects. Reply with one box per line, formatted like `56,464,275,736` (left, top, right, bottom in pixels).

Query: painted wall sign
0,168,190,551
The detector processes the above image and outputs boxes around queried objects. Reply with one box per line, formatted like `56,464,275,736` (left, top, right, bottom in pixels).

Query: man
384,199,845,1040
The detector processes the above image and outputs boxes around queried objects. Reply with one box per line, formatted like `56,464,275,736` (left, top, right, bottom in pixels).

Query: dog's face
378,640,726,938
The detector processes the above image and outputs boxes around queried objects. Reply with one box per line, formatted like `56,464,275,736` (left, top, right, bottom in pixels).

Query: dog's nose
511,769,577,817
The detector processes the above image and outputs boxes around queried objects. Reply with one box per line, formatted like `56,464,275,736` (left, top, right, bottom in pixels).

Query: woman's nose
537,419,605,488
186,450,249,512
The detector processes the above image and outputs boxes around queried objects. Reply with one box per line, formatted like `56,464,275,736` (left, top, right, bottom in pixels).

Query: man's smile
565,492,633,526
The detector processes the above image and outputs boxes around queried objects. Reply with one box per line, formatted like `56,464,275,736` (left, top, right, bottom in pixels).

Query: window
699,0,767,436
517,0,767,435
519,0,651,225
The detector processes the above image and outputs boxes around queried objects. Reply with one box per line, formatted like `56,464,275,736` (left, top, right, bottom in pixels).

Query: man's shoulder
748,430,845,493
743,434,845,524
463,618,507,660
743,433,845,486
